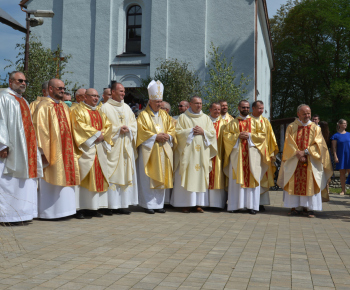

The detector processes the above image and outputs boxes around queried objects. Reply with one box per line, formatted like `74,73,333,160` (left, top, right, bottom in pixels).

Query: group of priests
0,71,332,224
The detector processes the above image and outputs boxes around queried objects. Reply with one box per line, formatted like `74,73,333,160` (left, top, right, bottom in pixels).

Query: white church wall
256,0,273,119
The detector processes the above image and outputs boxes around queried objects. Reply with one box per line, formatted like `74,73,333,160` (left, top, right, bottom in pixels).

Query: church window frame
125,5,142,53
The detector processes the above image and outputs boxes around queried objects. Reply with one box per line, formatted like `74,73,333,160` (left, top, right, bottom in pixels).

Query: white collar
7,87,22,98
188,107,202,115
83,101,98,111
209,115,220,122
150,106,159,117
239,114,248,120
298,119,311,126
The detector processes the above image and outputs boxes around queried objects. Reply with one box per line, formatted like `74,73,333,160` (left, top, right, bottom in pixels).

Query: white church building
21,0,274,117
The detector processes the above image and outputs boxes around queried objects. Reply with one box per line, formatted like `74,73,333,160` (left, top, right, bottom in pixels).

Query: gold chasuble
208,116,225,190
223,116,267,188
221,113,234,124
33,98,80,186
29,96,46,116
254,116,279,192
175,110,217,192
277,120,333,199
71,102,113,192
136,105,176,189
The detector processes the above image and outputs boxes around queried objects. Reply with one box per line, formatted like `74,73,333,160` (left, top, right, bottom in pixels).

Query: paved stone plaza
1,191,350,290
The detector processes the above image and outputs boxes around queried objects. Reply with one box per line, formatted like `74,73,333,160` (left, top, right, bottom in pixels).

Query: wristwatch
304,149,309,155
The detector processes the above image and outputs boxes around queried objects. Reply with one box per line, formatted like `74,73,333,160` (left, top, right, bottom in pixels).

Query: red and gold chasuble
87,110,104,192
239,118,252,188
53,103,76,186
294,125,311,196
12,94,38,178
209,120,221,189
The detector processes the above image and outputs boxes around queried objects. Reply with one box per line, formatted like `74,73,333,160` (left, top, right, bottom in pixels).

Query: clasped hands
193,126,204,136
96,133,105,143
120,125,130,135
296,150,307,163
156,133,170,143
239,132,249,140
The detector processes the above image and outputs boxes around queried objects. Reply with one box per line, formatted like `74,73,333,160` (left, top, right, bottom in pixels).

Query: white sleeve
247,133,256,148
203,132,211,147
112,127,134,142
84,131,102,148
0,143,7,151
234,138,240,149
143,134,157,149
102,141,112,152
186,129,194,145
167,135,173,148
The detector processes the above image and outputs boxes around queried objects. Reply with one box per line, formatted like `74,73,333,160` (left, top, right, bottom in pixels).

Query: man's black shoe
99,209,113,216
259,205,266,211
90,210,103,217
229,210,240,213
248,209,257,215
154,209,166,213
75,210,85,219
113,209,131,215
144,209,155,214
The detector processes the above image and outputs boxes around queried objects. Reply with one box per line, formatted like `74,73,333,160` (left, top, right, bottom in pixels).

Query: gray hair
162,101,171,113
42,81,49,90
297,104,310,113
190,95,201,103
9,71,23,80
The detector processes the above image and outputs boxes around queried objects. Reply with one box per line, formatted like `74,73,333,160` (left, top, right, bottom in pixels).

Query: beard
54,92,63,100
239,110,249,117
11,83,26,95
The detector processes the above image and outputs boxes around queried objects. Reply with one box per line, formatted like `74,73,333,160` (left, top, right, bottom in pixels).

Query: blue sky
0,0,288,83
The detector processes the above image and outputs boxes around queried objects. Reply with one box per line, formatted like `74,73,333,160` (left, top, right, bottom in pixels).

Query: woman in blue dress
331,119,350,195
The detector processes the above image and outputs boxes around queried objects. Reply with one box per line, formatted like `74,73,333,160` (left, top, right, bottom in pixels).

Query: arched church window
126,5,142,53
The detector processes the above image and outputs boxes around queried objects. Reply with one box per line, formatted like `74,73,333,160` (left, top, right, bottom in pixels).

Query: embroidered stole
53,103,76,186
239,118,252,188
12,95,38,178
87,110,104,192
294,125,311,196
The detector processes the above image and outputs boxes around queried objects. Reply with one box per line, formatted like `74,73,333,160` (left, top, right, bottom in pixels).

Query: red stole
12,95,38,178
294,125,311,196
209,119,221,189
53,103,76,186
87,110,104,192
239,118,252,188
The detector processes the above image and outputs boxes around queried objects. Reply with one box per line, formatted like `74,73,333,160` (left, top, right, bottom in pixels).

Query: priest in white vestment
100,82,138,215
71,88,113,219
223,100,268,214
250,100,279,211
33,78,80,219
208,102,227,209
277,105,332,217
136,80,176,214
171,96,217,213
0,71,43,223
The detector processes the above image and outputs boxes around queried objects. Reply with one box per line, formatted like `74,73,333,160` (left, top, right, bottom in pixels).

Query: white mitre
148,80,164,100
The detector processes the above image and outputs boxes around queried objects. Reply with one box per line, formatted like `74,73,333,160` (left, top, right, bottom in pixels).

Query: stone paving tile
1,192,350,289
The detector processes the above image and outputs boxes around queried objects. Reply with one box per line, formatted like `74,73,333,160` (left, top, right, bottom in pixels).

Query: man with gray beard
0,71,43,224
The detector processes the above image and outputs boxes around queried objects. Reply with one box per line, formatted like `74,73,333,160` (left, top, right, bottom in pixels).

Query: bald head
48,78,65,100
9,71,27,95
103,88,112,103
297,104,311,124
85,88,99,107
161,101,171,114
178,100,189,113
75,88,86,103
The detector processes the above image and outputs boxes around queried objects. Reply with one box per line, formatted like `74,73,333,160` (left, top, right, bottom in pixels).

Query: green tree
5,35,79,103
139,58,201,115
202,43,250,115
271,0,350,128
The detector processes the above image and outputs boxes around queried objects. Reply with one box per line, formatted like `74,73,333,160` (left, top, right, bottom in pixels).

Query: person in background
219,100,234,124
63,92,72,107
331,119,350,195
173,101,189,120
312,114,320,126
30,81,49,115
102,88,112,103
71,88,86,111
319,121,331,194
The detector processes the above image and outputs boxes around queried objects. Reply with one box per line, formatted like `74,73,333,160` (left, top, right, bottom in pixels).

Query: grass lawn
329,187,350,195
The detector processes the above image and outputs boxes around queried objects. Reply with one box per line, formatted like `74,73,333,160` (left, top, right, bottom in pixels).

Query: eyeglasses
178,105,185,107
14,79,29,85
86,94,100,98
241,107,250,109
52,86,66,91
